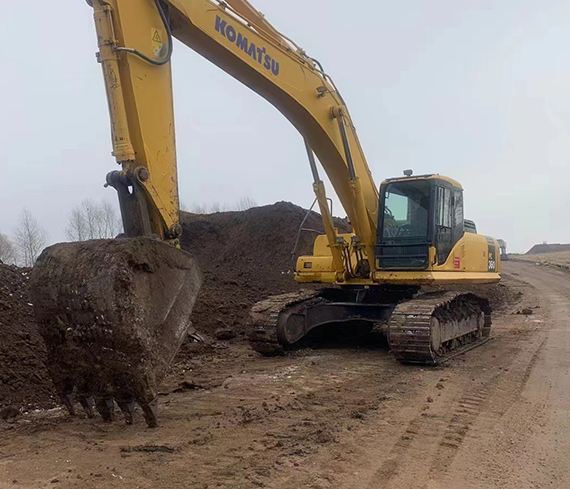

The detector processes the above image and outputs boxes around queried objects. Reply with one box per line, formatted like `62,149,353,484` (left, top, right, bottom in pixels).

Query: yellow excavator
30,0,501,427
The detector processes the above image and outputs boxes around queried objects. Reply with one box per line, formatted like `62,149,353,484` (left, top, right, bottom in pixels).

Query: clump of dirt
0,264,55,411
179,202,351,339
30,238,202,412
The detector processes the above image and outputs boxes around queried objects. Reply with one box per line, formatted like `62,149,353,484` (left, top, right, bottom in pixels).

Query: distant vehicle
497,239,509,261
465,220,478,234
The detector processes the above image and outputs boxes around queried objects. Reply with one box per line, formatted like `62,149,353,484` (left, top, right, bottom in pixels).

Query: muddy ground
1,203,568,487
0,265,53,410
2,261,567,488
515,251,570,272
0,203,350,412
179,202,351,340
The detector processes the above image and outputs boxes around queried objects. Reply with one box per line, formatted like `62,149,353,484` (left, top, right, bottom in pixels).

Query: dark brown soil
0,202,520,414
0,202,350,411
179,202,351,340
0,265,55,410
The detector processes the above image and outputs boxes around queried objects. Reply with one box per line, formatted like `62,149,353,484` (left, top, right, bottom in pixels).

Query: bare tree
0,233,16,265
65,208,88,241
99,200,121,238
81,200,103,239
65,200,122,241
185,198,257,214
209,202,223,213
234,197,257,211
14,209,48,267
189,203,208,214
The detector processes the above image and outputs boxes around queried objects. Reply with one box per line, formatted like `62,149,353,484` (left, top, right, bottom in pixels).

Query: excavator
30,0,501,427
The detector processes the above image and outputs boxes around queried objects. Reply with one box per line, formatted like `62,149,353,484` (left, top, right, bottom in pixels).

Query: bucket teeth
95,397,115,423
139,399,159,428
58,390,159,427
117,398,137,425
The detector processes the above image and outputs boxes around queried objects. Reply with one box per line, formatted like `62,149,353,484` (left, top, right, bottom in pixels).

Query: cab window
435,186,453,264
382,181,430,239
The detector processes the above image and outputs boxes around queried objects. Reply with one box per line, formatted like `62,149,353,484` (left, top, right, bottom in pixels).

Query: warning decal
152,28,164,56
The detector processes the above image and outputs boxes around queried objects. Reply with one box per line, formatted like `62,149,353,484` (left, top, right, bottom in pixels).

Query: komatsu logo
215,16,280,76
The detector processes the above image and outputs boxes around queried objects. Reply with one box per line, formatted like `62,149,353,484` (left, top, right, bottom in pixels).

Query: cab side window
453,190,464,243
436,187,453,264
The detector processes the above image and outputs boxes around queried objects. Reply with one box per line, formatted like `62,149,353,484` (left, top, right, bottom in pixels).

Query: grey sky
1,0,569,253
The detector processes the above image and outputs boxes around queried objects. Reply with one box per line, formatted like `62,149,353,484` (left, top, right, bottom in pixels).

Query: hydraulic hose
114,0,173,66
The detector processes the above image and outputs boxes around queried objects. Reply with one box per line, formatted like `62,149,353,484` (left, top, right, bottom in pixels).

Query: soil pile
526,243,570,255
0,202,348,411
180,202,351,339
0,201,523,413
0,264,55,410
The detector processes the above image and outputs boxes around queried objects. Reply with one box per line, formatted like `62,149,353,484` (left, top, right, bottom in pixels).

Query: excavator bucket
30,238,202,427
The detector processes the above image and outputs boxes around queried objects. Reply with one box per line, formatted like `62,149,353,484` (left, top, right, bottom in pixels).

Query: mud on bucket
30,238,202,427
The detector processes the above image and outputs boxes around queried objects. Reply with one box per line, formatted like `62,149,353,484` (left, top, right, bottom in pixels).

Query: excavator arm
92,0,379,278
29,0,382,428
30,0,502,426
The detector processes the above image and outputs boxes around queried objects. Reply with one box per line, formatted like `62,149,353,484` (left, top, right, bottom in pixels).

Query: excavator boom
93,0,379,269
31,0,382,427
31,0,500,427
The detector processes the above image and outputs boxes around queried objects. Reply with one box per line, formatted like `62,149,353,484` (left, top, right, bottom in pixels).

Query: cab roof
381,174,463,189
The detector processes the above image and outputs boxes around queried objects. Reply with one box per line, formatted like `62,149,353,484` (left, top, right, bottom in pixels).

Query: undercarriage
250,287,491,364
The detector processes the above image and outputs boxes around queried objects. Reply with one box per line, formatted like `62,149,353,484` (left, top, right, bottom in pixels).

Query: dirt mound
180,202,351,339
526,243,570,255
0,202,348,411
0,264,55,411
0,201,523,412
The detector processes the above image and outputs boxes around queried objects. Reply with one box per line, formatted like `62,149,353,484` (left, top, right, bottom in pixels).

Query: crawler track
250,290,322,355
388,292,491,364
251,289,491,365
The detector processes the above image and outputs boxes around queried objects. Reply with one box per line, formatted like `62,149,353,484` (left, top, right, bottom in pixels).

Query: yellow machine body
296,174,501,286
30,0,503,426
296,232,501,285
90,0,499,290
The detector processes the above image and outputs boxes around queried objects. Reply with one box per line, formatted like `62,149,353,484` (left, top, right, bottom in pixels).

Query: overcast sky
2,0,570,253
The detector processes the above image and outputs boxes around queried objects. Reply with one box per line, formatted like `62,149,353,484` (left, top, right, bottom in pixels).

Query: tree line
1,196,257,267
182,196,257,214
0,200,121,267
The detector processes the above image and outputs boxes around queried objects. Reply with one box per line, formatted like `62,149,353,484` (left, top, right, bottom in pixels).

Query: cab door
435,186,453,265
435,185,464,266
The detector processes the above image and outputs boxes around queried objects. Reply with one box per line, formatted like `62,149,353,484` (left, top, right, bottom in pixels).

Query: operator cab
375,172,465,270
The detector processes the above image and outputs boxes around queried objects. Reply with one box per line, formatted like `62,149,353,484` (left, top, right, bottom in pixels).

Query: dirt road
1,261,569,488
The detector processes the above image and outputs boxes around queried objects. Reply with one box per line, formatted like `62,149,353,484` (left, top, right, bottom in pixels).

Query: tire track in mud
365,279,550,488
365,380,495,489
367,340,548,489
365,413,449,486
423,336,548,487
423,263,570,489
